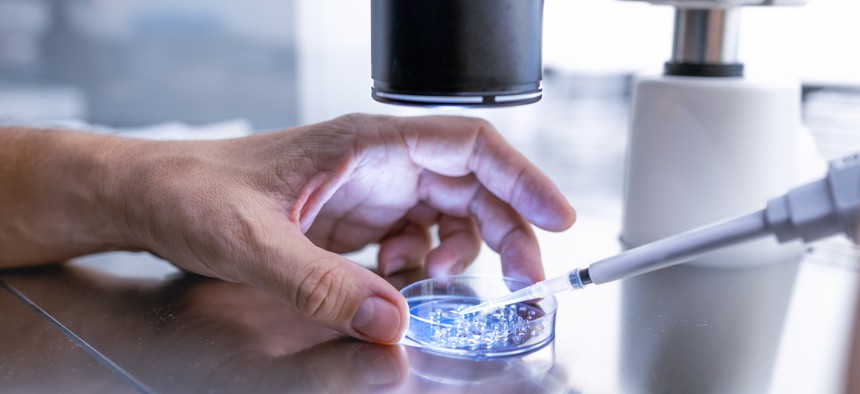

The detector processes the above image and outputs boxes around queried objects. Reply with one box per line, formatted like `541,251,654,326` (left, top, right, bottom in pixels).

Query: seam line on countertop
0,279,156,394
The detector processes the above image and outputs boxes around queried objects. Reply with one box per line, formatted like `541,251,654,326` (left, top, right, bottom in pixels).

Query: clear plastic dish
400,276,557,358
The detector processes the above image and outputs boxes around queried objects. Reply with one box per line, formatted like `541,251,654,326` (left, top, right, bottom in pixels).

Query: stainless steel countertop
1,195,858,393
0,276,136,393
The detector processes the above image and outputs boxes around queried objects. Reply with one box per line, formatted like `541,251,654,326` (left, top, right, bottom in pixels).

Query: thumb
255,231,409,344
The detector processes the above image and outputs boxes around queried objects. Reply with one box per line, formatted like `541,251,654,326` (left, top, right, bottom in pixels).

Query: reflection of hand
200,339,408,393
3,264,409,393
181,278,409,391
180,275,405,393
0,114,575,344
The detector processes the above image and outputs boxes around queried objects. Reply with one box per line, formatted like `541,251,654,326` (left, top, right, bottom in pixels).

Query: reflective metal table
1,195,858,393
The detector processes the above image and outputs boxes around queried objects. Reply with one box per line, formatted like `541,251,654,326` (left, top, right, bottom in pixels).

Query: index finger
392,115,576,232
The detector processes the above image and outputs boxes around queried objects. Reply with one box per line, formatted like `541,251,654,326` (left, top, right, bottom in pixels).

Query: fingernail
352,296,402,343
447,260,465,275
354,345,402,386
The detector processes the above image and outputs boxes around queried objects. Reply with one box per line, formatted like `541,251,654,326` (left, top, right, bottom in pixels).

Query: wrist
59,131,142,253
93,134,156,252
0,129,147,265
97,136,227,255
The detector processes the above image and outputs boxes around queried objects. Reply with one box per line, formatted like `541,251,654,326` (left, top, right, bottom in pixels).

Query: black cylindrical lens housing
371,0,544,107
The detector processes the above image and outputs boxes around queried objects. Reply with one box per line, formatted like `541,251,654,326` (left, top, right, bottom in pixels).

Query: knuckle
295,262,347,321
335,112,364,125
470,116,493,129
336,112,389,128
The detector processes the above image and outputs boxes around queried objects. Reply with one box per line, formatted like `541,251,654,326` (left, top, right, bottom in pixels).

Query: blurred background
0,0,857,126
1,1,858,392
1,0,856,192
0,0,298,129
1,0,857,187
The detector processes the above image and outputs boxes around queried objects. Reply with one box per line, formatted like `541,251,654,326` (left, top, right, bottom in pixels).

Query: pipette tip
457,301,494,315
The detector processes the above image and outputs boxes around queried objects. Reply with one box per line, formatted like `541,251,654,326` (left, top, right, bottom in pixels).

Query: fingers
249,224,408,344
378,209,481,278
425,215,481,277
469,187,546,282
378,203,436,276
391,115,576,232
417,171,545,282
377,222,431,275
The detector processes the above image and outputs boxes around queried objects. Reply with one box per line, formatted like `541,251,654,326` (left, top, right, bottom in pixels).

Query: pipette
460,153,860,315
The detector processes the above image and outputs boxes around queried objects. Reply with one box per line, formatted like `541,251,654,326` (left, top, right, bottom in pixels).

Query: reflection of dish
406,341,556,387
400,276,557,358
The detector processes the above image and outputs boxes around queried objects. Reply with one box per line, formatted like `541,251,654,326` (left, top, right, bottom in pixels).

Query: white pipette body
460,153,860,315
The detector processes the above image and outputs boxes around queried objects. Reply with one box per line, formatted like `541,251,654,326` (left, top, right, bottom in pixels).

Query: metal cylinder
371,0,544,107
672,8,740,64
666,8,743,77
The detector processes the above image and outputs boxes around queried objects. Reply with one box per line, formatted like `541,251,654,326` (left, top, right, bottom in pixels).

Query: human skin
0,114,576,343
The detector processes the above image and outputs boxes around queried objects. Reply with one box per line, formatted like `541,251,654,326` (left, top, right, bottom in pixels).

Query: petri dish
400,276,557,358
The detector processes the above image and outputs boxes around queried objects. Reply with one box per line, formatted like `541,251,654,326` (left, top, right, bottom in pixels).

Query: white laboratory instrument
598,2,815,391
622,0,808,269
460,153,860,315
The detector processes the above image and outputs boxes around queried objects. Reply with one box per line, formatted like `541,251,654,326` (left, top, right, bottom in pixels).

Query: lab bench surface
1,196,858,394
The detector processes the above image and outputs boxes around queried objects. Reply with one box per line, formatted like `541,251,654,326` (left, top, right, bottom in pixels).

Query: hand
106,114,576,343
